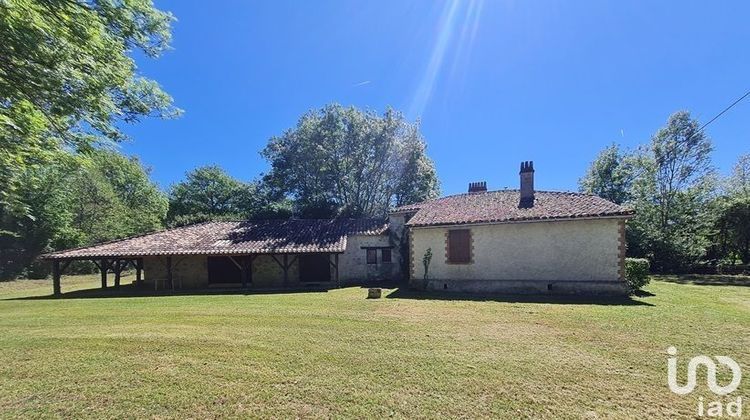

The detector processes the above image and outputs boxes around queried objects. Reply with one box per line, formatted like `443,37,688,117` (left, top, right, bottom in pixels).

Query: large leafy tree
622,112,716,271
0,0,178,215
261,104,440,218
578,143,636,204
582,111,718,271
710,154,750,265
167,166,292,226
726,153,750,199
713,198,750,265
0,150,167,279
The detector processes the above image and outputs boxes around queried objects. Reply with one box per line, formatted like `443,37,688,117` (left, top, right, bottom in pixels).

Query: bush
625,258,650,292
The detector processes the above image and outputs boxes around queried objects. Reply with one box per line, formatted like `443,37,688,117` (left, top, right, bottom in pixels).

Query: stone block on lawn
367,288,382,299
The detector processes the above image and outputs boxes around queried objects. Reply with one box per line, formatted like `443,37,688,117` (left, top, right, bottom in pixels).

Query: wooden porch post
135,258,143,285
247,255,254,286
166,256,173,290
113,260,122,289
240,256,248,289
334,253,339,287
100,258,108,289
282,254,289,287
52,260,61,297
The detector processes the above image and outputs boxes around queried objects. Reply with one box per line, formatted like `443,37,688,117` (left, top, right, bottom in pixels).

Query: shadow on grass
657,274,750,287
385,288,654,306
5,283,332,301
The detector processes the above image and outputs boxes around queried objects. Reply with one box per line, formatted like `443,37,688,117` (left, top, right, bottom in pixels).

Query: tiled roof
395,190,634,227
43,219,388,260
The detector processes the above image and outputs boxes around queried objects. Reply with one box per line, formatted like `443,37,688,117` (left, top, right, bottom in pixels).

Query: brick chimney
468,181,487,193
519,161,535,208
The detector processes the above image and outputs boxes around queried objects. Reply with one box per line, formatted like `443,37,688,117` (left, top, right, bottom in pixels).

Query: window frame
381,248,392,263
446,229,472,264
366,248,378,265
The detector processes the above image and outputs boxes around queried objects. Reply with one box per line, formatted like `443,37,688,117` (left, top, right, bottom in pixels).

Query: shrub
625,258,650,292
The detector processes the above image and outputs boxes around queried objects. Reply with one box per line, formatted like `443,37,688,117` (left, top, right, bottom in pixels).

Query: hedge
625,258,650,292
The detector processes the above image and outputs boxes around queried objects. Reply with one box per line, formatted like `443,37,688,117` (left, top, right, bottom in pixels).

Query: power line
696,89,750,134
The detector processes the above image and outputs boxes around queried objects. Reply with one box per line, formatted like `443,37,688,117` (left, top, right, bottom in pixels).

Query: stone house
44,161,633,295
393,162,634,294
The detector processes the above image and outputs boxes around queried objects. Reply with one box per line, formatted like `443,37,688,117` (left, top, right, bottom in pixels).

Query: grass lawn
0,274,748,418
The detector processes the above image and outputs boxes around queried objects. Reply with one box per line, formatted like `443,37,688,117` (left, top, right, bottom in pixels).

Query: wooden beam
52,260,61,297
248,254,258,280
114,260,122,289
283,254,289,286
100,258,108,289
166,256,173,290
241,256,250,289
227,256,242,270
271,255,284,269
334,254,339,287
135,258,143,285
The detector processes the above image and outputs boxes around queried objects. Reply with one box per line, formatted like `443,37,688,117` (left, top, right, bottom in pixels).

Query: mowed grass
0,275,748,418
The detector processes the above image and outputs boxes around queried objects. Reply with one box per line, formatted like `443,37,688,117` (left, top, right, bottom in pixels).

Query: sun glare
409,0,485,118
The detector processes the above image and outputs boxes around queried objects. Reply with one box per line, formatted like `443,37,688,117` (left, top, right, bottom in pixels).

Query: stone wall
338,234,399,284
142,255,209,289
140,230,402,289
251,255,300,288
142,255,303,289
409,218,628,294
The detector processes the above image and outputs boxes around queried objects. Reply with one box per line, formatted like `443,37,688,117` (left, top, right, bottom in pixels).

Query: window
447,229,471,264
366,248,378,264
381,248,392,263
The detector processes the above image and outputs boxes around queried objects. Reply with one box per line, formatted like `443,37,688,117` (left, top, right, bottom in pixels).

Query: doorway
207,256,241,284
298,254,331,283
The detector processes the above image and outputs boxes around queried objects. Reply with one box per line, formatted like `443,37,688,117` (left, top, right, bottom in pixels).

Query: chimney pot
468,181,487,193
519,161,535,208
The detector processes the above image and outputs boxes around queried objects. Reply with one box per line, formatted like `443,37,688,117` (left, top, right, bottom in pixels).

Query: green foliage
578,143,636,204
261,104,440,218
583,111,717,272
422,248,433,281
0,150,167,279
624,258,650,291
726,153,750,200
631,112,716,271
0,0,179,215
167,166,291,227
712,197,750,265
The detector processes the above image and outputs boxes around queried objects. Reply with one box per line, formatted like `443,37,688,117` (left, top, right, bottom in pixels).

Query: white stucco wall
410,218,623,284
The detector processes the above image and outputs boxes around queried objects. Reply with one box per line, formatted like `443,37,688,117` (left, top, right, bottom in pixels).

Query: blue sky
123,0,750,195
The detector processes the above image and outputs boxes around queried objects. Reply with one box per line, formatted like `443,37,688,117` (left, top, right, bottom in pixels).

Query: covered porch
46,252,342,297
39,218,391,297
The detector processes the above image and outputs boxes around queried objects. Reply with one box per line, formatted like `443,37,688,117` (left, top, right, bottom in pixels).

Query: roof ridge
423,188,595,201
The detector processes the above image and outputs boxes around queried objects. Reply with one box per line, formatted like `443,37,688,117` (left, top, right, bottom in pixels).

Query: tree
167,166,291,226
0,0,179,216
710,154,750,265
713,198,750,265
628,111,716,271
261,104,440,218
91,151,168,236
579,143,636,204
726,153,750,199
0,150,168,279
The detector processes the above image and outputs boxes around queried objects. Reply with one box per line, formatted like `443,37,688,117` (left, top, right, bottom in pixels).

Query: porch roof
42,219,389,260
